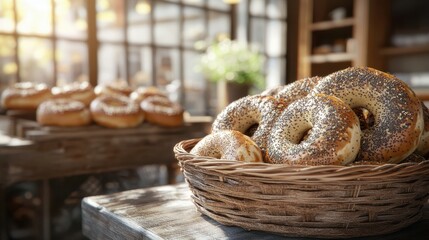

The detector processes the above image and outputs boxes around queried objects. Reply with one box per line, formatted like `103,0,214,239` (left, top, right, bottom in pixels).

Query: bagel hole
244,124,259,137
353,107,375,130
298,128,312,144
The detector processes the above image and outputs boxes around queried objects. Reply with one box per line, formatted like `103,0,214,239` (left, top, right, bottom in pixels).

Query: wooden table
0,115,211,240
82,183,429,240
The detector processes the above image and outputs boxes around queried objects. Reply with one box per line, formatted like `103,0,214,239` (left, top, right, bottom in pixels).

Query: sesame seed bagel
416,103,429,156
260,76,320,100
90,95,144,128
190,130,263,163
274,76,321,102
211,95,288,154
312,67,424,163
266,94,361,165
37,99,91,127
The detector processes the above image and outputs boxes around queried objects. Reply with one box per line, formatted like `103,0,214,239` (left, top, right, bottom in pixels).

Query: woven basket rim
174,138,429,182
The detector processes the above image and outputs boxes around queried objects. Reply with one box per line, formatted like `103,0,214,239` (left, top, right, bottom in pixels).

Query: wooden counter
0,115,211,240
82,183,429,240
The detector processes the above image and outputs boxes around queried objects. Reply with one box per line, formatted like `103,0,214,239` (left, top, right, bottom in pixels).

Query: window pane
266,20,286,56
183,0,204,6
128,46,152,87
97,0,125,42
16,0,52,35
0,36,17,88
19,38,54,85
155,48,180,101
250,18,265,52
265,57,285,89
55,0,87,39
208,0,229,11
0,0,14,32
208,11,229,41
250,0,265,16
127,0,151,44
184,50,206,115
154,2,179,46
98,43,126,84
56,41,88,85
267,0,287,19
183,7,206,48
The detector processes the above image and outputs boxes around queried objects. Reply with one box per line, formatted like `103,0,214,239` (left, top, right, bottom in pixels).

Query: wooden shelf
310,52,354,63
380,45,429,56
310,18,355,31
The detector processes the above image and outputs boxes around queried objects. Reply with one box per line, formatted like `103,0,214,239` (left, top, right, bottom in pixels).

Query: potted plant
198,39,264,110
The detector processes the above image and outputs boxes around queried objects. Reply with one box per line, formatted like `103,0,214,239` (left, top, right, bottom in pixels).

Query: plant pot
217,81,251,113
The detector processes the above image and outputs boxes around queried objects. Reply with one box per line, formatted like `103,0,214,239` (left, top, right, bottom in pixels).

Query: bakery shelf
310,18,355,31
380,45,429,56
310,52,354,63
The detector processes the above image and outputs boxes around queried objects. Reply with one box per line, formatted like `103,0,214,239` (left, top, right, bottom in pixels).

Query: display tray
174,138,429,239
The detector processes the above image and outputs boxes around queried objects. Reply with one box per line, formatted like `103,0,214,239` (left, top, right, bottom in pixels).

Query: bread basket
174,138,429,238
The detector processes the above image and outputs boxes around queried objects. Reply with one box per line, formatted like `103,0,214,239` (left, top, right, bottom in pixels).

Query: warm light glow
3,62,17,74
74,18,87,30
223,0,240,4
135,1,151,15
97,10,116,22
16,0,52,34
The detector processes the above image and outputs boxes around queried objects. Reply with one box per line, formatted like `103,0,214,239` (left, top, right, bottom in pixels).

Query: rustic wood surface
0,117,211,186
82,183,429,240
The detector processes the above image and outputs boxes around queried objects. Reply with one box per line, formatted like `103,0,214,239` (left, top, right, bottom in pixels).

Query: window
247,0,287,89
0,0,288,116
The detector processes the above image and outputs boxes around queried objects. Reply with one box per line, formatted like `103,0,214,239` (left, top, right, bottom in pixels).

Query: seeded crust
274,76,321,102
266,94,361,165
312,67,424,163
190,130,263,162
261,76,321,102
211,95,288,155
416,103,429,155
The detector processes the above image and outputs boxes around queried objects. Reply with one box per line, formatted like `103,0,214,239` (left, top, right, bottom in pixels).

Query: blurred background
1,0,429,239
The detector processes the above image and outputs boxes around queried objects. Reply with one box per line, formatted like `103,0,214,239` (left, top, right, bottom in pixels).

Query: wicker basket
174,138,429,238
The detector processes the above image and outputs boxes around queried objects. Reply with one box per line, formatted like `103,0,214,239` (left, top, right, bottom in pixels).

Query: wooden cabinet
374,0,429,101
297,0,370,79
297,0,429,101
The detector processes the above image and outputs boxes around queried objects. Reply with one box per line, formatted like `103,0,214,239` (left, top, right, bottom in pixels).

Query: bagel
51,81,95,106
211,95,288,154
1,82,52,110
140,95,184,127
90,95,143,128
37,99,91,127
416,103,429,156
275,76,321,101
190,130,263,163
94,81,133,96
312,67,424,163
130,86,167,103
266,94,361,165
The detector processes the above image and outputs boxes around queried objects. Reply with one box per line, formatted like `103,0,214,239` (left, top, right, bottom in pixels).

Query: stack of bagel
192,67,429,165
1,81,185,128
